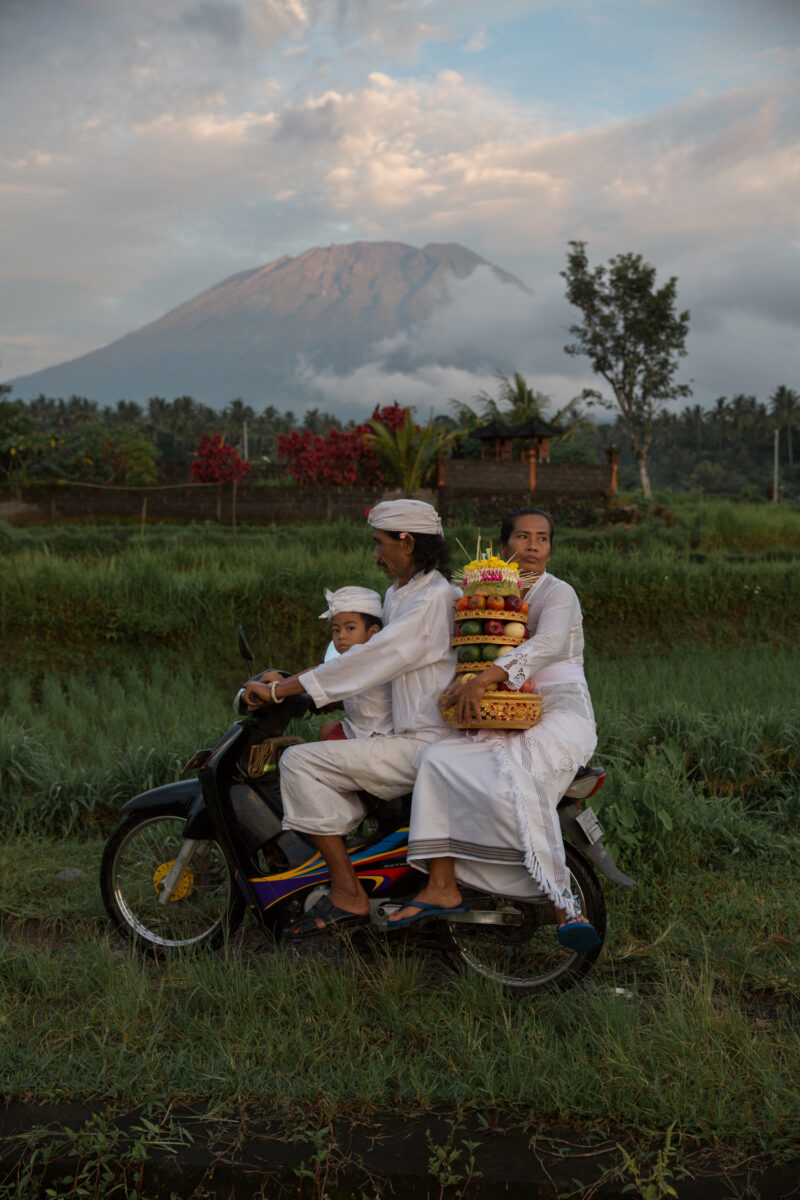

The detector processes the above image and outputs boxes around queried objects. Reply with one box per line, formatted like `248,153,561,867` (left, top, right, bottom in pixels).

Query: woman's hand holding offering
441,664,509,725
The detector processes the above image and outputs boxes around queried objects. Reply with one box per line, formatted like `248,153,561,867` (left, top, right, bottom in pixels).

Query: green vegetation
2,517,799,1192
4,380,799,498
2,502,800,680
562,240,692,497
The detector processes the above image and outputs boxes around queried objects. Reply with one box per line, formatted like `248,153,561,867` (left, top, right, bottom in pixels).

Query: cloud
463,28,487,52
181,1,246,45
1,0,799,411
293,264,594,420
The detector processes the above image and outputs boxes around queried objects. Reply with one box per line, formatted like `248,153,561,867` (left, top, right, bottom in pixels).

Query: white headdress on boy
319,586,383,621
367,498,442,535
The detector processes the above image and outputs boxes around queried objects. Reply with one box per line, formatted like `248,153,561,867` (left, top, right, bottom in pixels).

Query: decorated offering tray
455,660,505,673
452,634,522,646
446,543,540,729
454,609,528,622
441,690,542,730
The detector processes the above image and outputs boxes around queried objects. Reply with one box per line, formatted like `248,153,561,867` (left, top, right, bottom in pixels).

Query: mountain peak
7,240,533,412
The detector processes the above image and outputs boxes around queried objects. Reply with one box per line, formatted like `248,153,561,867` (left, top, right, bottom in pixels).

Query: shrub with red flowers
277,404,414,487
190,433,251,484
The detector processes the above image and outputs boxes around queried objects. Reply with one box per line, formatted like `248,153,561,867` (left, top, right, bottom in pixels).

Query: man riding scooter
243,499,458,938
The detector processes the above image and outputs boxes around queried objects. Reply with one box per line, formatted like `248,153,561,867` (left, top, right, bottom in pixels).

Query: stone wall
443,460,529,492
1,456,612,528
439,459,611,496
536,463,610,494
0,483,378,527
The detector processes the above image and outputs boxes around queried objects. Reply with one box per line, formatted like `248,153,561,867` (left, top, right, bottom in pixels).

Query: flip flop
557,917,602,954
388,899,470,928
282,894,370,940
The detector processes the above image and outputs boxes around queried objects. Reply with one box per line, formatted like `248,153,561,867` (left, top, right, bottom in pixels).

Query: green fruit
459,620,482,637
482,643,502,661
458,644,482,663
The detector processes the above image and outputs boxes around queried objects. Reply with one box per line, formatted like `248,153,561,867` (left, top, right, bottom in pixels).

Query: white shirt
300,570,459,742
341,680,393,739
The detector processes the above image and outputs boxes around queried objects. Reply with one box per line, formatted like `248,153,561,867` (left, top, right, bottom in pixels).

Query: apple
503,595,523,612
456,596,470,611
483,619,504,636
486,596,505,610
520,602,529,616
503,622,527,640
468,594,486,609
519,680,536,694
459,672,478,684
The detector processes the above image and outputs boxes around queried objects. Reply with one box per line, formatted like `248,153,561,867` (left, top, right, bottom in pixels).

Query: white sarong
407,573,597,917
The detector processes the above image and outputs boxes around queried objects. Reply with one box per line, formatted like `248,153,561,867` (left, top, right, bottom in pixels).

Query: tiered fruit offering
452,555,530,670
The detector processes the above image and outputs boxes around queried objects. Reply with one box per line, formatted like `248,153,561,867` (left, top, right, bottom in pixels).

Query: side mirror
237,625,255,677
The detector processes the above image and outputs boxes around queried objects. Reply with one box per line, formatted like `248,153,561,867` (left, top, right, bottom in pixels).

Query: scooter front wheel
444,844,606,994
100,811,245,955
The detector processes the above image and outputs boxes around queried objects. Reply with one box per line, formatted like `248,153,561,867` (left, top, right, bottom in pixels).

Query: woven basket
441,691,542,730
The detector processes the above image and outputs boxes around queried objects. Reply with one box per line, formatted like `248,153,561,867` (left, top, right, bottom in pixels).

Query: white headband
367,499,443,535
319,586,384,621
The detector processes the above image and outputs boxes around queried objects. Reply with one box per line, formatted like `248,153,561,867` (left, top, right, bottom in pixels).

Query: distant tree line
2,379,797,498
596,388,800,497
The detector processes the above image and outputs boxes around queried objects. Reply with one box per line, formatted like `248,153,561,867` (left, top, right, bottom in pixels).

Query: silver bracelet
269,680,285,704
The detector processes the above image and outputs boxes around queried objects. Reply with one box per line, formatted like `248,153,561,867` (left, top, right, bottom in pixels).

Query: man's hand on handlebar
243,671,282,709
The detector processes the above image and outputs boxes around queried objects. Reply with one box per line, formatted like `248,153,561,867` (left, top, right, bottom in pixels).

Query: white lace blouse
494,572,594,723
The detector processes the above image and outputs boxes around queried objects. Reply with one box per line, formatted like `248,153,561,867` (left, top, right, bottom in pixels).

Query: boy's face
331,611,379,654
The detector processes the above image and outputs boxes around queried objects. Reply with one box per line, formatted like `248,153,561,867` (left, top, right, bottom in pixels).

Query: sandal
557,916,601,953
282,893,370,941
387,898,470,929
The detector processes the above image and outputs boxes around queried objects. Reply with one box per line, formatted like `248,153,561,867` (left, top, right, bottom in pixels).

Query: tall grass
3,534,799,673
2,647,799,847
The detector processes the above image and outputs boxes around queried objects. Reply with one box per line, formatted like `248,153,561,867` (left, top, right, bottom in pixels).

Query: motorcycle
100,629,636,994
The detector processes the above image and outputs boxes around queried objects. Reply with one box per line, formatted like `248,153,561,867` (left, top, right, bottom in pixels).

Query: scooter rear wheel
444,844,606,994
100,811,245,955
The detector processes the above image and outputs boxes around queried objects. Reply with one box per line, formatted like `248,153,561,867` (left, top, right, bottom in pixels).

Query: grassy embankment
1,504,799,1195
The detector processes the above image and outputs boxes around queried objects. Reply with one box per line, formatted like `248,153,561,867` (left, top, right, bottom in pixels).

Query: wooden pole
773,427,779,502
140,494,147,535
232,479,238,534
527,448,537,494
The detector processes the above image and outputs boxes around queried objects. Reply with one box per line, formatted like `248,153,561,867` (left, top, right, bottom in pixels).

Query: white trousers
280,735,424,836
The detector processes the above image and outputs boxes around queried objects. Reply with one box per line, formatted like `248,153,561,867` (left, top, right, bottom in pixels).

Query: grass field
1,508,799,1196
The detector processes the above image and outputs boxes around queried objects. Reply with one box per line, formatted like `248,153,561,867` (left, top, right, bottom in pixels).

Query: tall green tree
562,241,691,497
770,384,800,467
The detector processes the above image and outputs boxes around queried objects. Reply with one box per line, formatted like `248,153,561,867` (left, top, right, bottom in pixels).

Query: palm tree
770,385,800,466
451,371,594,449
365,410,455,492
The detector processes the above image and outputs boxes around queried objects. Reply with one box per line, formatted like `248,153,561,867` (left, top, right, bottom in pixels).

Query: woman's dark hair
499,507,555,550
387,530,450,576
355,613,383,631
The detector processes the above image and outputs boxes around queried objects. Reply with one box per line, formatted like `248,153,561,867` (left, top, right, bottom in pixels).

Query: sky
1,0,799,416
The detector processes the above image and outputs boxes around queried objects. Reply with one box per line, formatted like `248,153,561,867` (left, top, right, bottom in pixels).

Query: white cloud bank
1,0,798,410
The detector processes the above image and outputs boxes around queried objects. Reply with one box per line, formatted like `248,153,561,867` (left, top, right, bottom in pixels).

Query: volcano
6,241,533,412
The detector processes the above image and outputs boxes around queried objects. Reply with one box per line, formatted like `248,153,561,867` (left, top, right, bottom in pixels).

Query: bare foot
389,882,463,923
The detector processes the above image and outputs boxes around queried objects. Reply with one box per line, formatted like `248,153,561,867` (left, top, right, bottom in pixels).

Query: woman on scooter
389,508,601,953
